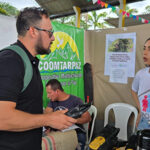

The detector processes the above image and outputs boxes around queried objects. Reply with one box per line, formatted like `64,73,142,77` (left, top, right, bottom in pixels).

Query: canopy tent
35,0,144,19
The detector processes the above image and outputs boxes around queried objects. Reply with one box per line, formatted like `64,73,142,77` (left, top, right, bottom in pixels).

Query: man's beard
35,34,52,55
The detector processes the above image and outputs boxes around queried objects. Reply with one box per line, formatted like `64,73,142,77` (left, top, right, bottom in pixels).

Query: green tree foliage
87,11,108,29
0,2,19,16
53,11,111,30
53,15,92,30
80,13,92,30
145,5,150,13
0,7,8,15
53,16,75,27
125,5,138,14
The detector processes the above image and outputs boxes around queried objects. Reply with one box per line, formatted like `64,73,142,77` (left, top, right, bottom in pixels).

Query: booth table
42,130,78,150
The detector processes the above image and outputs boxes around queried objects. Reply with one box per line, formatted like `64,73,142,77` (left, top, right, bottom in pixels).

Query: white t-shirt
132,67,150,121
132,67,150,96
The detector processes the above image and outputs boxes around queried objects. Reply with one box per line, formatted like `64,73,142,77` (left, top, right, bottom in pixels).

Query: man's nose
51,34,55,41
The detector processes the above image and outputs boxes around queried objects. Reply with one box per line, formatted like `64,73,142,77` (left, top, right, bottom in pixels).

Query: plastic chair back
83,105,97,149
104,103,138,141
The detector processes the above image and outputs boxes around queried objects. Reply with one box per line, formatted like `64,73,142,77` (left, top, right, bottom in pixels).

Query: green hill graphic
48,42,80,61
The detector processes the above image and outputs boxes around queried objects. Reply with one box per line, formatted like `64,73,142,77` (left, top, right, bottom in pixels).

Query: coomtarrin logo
39,32,81,73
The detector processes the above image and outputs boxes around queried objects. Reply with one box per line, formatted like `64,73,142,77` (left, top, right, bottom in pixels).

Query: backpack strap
2,45,33,92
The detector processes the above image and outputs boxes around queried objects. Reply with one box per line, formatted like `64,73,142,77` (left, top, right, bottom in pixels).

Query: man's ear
28,27,38,38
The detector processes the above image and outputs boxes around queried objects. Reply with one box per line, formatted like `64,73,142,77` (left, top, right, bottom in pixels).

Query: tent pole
73,6,81,28
118,0,126,27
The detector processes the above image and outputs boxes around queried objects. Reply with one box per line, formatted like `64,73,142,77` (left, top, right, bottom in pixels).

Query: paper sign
109,67,128,84
104,32,136,77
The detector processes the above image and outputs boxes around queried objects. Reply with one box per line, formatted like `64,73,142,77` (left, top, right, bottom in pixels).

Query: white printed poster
104,33,136,80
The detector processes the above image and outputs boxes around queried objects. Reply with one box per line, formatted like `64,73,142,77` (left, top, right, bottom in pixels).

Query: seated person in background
44,79,91,150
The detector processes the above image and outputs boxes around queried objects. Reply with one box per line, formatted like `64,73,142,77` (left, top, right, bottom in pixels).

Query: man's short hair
16,7,49,36
46,79,64,92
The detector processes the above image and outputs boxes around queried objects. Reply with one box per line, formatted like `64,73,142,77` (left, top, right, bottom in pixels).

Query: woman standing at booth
132,38,150,130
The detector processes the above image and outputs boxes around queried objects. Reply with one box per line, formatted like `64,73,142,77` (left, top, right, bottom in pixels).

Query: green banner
38,21,84,107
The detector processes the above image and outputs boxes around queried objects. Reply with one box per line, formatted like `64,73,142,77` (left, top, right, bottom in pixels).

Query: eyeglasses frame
28,26,54,38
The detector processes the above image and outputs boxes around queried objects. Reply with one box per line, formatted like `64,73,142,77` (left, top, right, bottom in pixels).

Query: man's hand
0,101,76,132
45,109,77,130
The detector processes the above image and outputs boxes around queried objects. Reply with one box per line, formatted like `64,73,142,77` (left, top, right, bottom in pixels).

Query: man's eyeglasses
33,26,54,38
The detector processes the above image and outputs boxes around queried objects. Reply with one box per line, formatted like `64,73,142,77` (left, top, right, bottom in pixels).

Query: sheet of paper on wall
109,67,128,84
104,32,136,77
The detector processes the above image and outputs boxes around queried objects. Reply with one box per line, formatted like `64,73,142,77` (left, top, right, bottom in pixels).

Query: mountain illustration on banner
40,32,80,61
48,43,79,61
